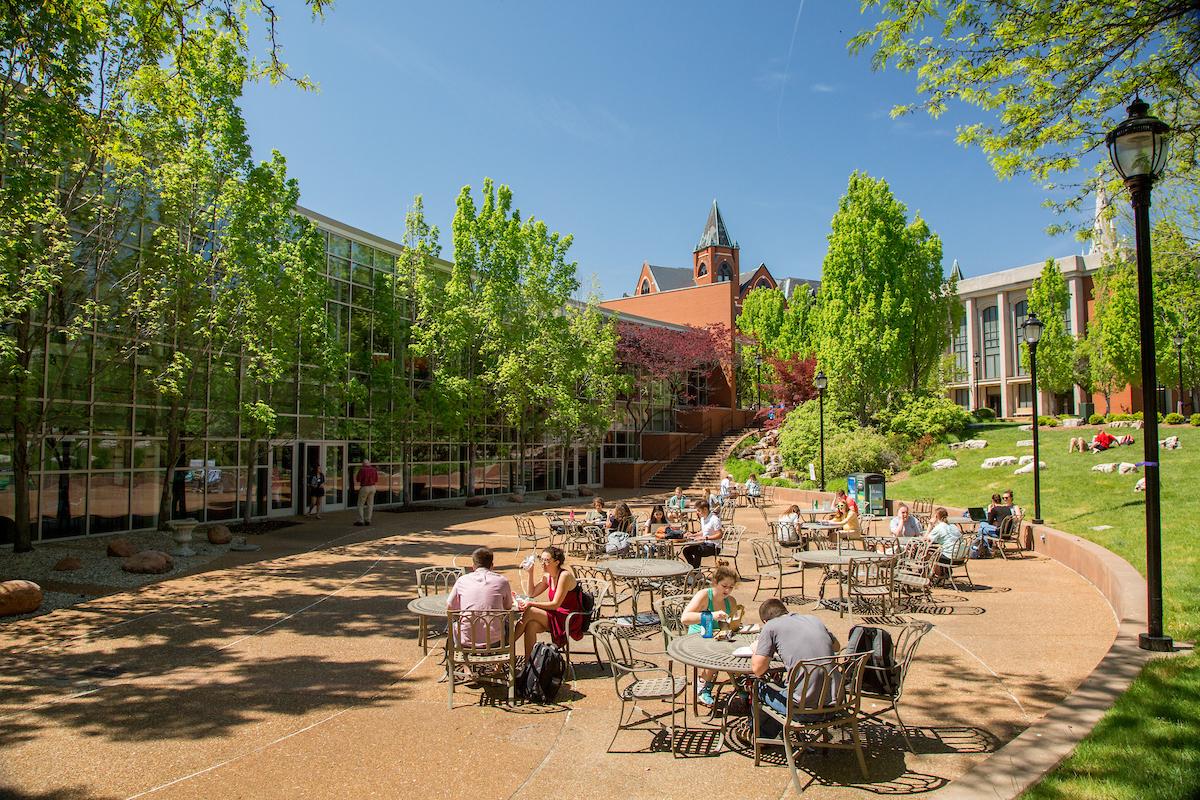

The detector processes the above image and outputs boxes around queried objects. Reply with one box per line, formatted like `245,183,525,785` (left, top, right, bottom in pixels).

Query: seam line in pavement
507,709,573,800
933,627,1031,721
123,654,430,800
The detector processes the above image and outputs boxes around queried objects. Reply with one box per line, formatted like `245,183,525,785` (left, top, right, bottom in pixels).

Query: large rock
1160,436,1181,450
544,492,562,501
981,456,1018,469
1018,424,1033,432
53,557,83,571
1016,439,1034,447
931,458,958,470
0,580,43,616
1013,461,1047,475
1118,462,1140,474
949,439,988,451
121,550,174,575
507,493,525,504
1018,455,1036,466
578,487,593,497
205,524,232,545
1092,462,1119,473
1062,417,1083,428
1134,477,1146,492
464,496,489,507
107,538,138,558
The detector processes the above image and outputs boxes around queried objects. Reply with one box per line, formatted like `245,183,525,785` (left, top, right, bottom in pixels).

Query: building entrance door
267,442,296,517
299,442,347,513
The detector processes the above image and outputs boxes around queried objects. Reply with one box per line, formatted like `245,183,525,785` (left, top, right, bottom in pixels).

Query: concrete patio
0,498,1116,799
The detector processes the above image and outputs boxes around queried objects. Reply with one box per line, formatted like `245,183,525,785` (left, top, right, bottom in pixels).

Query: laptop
966,506,988,522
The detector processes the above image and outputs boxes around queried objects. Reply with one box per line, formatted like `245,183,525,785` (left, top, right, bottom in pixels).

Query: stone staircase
643,428,757,492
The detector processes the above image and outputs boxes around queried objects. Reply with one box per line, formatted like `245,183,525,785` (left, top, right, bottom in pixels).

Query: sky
241,2,1099,299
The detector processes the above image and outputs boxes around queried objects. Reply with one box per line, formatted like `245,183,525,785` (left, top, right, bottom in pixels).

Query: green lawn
890,422,1200,800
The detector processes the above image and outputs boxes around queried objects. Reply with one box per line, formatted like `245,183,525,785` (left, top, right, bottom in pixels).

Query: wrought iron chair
414,566,466,653
593,621,688,753
513,514,548,553
752,538,806,600
857,621,934,752
861,533,901,554
752,652,872,787
842,556,898,620
993,513,1025,559
941,533,978,590
769,520,803,548
563,576,610,676
718,503,736,525
894,540,939,609
654,593,691,653
445,608,519,708
719,523,746,578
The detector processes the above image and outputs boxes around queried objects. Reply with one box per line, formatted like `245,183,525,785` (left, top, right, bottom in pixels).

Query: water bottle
569,508,575,522
700,610,714,638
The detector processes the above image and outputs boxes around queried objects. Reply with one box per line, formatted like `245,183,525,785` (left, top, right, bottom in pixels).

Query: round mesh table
407,592,450,654
794,550,891,567
667,631,765,675
602,558,691,579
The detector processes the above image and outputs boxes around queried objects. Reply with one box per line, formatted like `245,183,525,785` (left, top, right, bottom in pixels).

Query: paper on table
731,646,754,658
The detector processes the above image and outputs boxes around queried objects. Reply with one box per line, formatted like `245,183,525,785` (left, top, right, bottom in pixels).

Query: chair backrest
812,536,837,551
948,532,977,563
847,556,896,591
591,621,645,688
784,652,870,723
513,515,538,540
655,593,691,648
574,576,610,622
897,539,933,576
889,621,933,700
862,534,900,554
445,608,518,661
719,504,736,524
997,513,1019,539
752,538,780,570
415,565,467,597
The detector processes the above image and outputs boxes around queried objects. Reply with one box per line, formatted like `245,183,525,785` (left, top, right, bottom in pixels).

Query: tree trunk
11,317,34,552
242,437,259,524
157,408,182,530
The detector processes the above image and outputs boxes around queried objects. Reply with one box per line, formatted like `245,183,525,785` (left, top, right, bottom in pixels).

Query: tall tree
737,287,787,355
1020,259,1076,399
850,0,1200,219
811,172,957,423
776,286,819,358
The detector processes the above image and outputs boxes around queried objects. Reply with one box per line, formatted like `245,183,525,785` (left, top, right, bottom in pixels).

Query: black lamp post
755,351,763,409
813,371,828,492
1107,97,1174,653
973,352,981,409
1023,312,1044,525
1174,333,1185,415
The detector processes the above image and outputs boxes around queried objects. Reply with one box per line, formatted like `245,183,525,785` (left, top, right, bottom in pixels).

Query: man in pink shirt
447,547,514,647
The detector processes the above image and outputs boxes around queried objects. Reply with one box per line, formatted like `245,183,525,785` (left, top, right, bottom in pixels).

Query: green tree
777,286,819,358
811,172,957,423
850,0,1200,219
1020,259,1076,400
737,287,787,354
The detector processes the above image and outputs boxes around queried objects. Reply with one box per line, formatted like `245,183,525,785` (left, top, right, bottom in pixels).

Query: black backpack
846,625,899,697
577,587,596,633
517,642,565,703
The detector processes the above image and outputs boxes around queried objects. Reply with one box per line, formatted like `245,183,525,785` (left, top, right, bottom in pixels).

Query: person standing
354,458,379,526
306,463,326,519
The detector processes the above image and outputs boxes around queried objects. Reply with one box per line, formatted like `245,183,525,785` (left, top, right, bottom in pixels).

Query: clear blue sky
242,2,1094,299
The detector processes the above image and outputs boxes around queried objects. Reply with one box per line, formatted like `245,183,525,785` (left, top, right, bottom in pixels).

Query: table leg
419,617,428,654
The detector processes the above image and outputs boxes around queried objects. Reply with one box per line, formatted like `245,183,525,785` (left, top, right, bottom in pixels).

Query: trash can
847,472,886,517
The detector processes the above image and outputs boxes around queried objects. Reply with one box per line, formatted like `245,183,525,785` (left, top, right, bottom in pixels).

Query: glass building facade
0,207,683,544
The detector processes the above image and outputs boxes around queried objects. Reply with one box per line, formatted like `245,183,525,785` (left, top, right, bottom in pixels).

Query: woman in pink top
516,546,583,657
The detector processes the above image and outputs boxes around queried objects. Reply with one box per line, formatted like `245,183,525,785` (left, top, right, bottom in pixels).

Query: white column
1069,276,1087,412
996,291,1010,418
965,296,979,408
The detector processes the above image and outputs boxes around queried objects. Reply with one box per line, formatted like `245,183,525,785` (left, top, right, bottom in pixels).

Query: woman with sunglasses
515,545,583,658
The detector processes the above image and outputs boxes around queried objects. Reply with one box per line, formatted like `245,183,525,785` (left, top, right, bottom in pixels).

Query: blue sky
242,2,1096,298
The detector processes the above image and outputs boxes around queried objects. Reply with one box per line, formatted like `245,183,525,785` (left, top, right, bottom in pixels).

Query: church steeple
693,199,740,286
949,259,962,282
695,199,737,251
1090,185,1118,257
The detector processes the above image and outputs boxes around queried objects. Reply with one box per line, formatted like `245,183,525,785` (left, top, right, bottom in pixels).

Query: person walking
306,463,326,519
354,458,379,526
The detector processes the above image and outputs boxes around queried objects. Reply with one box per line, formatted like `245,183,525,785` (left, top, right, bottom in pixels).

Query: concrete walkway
0,499,1116,799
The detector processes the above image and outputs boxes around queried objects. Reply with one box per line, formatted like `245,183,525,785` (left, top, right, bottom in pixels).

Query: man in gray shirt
751,598,839,717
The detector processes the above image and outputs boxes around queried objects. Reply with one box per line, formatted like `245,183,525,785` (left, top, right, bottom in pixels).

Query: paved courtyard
0,498,1116,799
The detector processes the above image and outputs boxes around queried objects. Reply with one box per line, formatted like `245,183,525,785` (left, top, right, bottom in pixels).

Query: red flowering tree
756,352,818,430
616,321,729,446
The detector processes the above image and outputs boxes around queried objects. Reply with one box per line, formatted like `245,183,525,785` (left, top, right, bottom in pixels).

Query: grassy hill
891,422,1199,800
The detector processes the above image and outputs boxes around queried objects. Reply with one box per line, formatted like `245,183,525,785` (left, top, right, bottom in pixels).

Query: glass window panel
351,241,373,265
0,449,37,545
981,306,1000,379
88,472,129,533
208,411,237,437
39,473,87,539
91,438,130,470
132,438,161,469
1012,301,1028,377
133,406,163,437
374,250,395,271
329,234,350,259
331,279,350,303
93,405,131,436
205,442,240,521
94,344,134,403
274,415,297,437
329,255,351,280
298,415,322,439
352,261,372,287
43,438,89,471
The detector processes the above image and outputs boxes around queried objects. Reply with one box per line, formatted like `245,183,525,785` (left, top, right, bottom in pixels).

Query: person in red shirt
1091,430,1116,452
354,458,379,526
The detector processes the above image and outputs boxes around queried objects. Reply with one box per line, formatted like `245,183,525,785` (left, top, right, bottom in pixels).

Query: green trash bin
847,472,886,517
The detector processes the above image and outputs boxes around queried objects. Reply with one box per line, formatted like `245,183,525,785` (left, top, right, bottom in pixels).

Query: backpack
577,586,596,633
517,641,565,703
605,530,630,555
845,625,899,697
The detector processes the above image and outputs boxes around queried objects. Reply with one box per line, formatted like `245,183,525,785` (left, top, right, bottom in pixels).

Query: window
952,315,968,374
1013,300,1028,377
639,278,651,295
953,388,970,408
697,262,708,277
981,306,1000,379
1017,382,1032,409
717,262,732,282
756,277,770,289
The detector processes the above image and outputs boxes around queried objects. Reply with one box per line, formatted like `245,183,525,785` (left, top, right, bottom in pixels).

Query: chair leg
849,722,869,779
892,704,914,753
783,726,807,795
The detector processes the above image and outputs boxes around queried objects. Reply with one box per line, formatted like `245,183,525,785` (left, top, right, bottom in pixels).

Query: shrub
723,457,760,484
1133,411,1144,421
1037,415,1060,427
1191,413,1200,427
878,394,973,439
822,429,903,479
908,433,937,462
908,460,932,477
778,399,856,472
973,407,996,421
1165,412,1186,425
1088,413,1105,425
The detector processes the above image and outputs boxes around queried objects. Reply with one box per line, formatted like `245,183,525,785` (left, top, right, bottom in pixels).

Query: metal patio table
794,549,892,612
604,558,692,625
408,592,451,654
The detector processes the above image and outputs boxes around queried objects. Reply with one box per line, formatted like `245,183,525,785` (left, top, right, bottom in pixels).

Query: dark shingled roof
645,264,695,292
695,199,736,251
776,277,821,300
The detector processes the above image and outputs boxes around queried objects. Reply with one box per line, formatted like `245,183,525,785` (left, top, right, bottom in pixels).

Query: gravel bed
1,528,232,591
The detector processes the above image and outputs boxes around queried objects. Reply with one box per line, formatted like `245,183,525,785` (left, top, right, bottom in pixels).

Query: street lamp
973,352,981,409
1023,312,1044,525
1174,333,1185,415
813,370,828,492
1107,97,1174,652
754,351,764,409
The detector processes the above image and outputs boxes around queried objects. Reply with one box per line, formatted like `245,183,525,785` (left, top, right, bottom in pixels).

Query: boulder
981,456,1018,469
1160,436,1181,450
1018,424,1033,431
53,557,83,571
121,550,174,575
1017,439,1034,447
1134,477,1146,492
1118,462,1139,474
1013,461,1047,475
931,458,958,470
578,486,593,497
106,538,138,558
507,493,525,504
544,492,562,501
1061,418,1083,428
0,580,43,617
949,439,988,451
205,524,232,545
1019,455,1036,466
1091,462,1119,473
464,496,489,507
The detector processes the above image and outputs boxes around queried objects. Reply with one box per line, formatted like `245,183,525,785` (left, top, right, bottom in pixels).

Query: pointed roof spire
695,199,737,251
1090,185,1118,256
949,259,962,282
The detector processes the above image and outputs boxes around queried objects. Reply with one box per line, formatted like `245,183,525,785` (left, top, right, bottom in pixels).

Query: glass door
268,442,295,516
324,443,345,510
